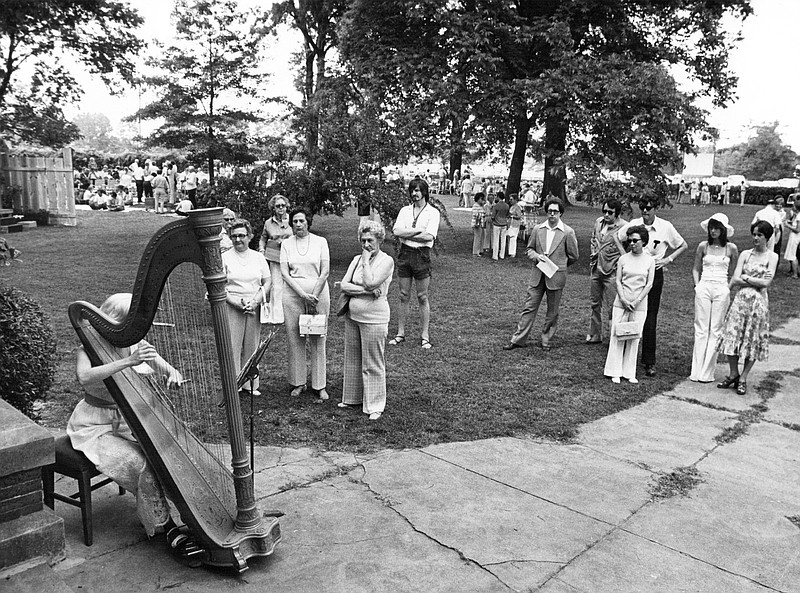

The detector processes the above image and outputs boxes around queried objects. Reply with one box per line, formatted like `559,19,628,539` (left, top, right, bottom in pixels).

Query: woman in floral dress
716,220,779,395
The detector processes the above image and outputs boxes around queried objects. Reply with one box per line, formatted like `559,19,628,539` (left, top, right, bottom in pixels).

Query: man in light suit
503,197,579,351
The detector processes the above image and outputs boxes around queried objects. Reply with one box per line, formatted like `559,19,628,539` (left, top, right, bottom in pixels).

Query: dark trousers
135,180,144,202
642,268,664,367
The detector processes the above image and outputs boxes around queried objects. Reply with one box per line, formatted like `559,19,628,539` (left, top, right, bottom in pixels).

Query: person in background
490,190,510,261
338,221,395,421
617,196,688,377
131,160,145,204
281,206,330,399
471,192,487,257
389,179,441,349
739,180,746,207
722,181,730,205
782,200,800,278
184,166,199,207
460,174,473,208
689,213,738,383
506,193,523,258
586,198,626,344
222,219,270,396
603,225,655,383
258,194,293,324
503,198,579,352
482,192,493,253
716,220,778,395
219,208,236,252
752,197,784,253
152,170,169,214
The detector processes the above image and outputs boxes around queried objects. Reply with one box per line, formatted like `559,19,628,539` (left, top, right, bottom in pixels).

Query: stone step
0,562,73,593
0,216,17,225
0,208,13,217
0,223,24,233
19,221,37,229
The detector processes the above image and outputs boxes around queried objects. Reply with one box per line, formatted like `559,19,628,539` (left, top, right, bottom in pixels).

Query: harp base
201,517,282,573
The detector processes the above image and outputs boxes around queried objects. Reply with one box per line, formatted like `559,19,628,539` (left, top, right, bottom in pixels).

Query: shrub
0,286,57,419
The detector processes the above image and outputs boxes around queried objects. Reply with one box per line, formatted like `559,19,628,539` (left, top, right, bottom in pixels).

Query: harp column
190,209,261,530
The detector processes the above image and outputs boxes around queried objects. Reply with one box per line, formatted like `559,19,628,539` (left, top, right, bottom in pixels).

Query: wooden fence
0,148,76,226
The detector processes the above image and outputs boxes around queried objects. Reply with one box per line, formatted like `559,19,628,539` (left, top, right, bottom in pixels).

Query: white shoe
628,378,638,384
369,412,382,421
611,377,621,384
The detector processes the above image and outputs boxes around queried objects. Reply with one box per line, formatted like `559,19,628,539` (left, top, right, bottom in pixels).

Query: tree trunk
304,44,318,160
448,112,464,183
541,110,568,204
507,106,532,196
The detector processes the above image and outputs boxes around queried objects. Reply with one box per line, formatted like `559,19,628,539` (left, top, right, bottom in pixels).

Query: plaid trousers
342,317,388,414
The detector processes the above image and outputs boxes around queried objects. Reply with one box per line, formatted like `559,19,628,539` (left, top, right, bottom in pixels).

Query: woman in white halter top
690,214,738,382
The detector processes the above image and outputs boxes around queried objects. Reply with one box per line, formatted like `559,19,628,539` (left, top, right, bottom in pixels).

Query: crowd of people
63,172,797,565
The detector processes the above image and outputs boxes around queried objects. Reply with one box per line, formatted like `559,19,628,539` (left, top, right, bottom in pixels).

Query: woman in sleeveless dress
782,200,800,278
716,220,779,395
690,214,738,382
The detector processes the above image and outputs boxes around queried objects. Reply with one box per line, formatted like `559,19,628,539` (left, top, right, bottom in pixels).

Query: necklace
296,234,310,257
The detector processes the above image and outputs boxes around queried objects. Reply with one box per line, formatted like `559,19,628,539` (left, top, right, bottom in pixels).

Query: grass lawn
3,197,798,452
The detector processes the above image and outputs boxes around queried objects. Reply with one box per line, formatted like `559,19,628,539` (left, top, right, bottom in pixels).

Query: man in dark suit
503,197,579,351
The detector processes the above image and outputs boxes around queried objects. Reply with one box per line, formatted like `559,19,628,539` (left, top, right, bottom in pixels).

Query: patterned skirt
716,287,769,361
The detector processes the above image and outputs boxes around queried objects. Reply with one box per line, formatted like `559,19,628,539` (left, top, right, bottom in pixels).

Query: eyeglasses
602,209,615,214
230,233,248,239
275,204,287,208
547,209,561,214
223,217,235,221
628,237,643,243
640,206,654,212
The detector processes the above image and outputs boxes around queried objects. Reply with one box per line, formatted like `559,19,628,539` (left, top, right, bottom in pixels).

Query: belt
83,393,118,409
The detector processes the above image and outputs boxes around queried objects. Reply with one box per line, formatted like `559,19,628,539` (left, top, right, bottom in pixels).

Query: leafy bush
0,286,57,419
1,184,21,210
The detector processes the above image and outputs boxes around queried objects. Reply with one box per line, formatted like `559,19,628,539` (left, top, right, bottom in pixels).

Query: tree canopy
339,0,753,199
0,0,143,148
129,0,269,184
714,122,798,181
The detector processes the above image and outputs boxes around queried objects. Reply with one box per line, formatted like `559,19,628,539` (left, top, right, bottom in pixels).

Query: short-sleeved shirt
393,203,441,249
617,216,684,261
280,234,330,293
223,248,270,300
260,215,292,262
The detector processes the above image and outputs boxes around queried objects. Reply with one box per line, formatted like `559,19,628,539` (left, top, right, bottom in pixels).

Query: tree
268,0,349,162
340,0,753,200
714,122,798,180
0,0,143,148
130,0,269,185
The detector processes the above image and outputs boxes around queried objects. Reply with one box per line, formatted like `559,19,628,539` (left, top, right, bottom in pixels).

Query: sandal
716,375,740,389
421,338,432,350
736,380,747,395
315,388,329,401
290,385,305,397
388,335,406,346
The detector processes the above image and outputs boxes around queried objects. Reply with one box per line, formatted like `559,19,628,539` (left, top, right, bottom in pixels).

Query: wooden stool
42,435,125,546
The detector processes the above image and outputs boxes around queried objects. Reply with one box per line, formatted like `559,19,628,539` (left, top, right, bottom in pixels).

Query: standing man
722,180,730,205
131,159,145,204
586,198,627,344
739,180,746,207
503,198,579,352
390,179,441,350
460,174,473,208
617,197,688,376
752,197,785,253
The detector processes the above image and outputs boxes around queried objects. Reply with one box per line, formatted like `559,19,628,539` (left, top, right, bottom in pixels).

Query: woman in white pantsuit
258,194,293,324
281,207,330,400
604,225,655,384
222,219,271,396
689,213,738,382
338,221,394,420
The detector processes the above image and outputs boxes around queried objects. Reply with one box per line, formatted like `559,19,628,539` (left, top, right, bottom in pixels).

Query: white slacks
690,281,729,382
604,306,647,380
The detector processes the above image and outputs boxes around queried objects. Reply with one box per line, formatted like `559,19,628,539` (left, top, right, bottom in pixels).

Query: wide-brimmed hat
700,212,734,237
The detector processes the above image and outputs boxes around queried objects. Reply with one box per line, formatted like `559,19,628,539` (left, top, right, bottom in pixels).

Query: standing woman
258,194,293,324
782,200,800,278
281,207,330,400
222,219,270,396
603,225,655,384
338,221,395,420
716,220,779,395
690,213,738,382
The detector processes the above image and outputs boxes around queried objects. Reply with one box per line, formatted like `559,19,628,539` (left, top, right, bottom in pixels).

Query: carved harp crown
68,208,280,572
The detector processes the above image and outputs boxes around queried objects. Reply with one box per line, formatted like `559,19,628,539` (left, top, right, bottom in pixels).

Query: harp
68,208,280,572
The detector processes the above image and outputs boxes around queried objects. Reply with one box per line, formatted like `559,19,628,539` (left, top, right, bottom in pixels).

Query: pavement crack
352,472,516,592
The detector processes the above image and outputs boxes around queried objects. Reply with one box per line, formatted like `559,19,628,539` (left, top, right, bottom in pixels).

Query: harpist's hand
165,370,184,389
130,343,157,366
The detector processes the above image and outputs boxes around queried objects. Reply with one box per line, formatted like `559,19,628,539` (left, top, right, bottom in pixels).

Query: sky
72,0,800,152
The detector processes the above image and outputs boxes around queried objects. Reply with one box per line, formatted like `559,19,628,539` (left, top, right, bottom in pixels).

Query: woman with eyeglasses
258,195,293,324
603,225,655,384
219,208,237,253
716,220,779,395
281,207,330,400
222,218,271,396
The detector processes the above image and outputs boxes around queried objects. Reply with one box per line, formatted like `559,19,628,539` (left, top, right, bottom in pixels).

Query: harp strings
143,263,236,510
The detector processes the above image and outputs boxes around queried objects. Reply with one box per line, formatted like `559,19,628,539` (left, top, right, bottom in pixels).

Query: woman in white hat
690,213,738,382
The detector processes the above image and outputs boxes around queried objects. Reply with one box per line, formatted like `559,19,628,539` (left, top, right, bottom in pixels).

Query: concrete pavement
5,317,800,593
